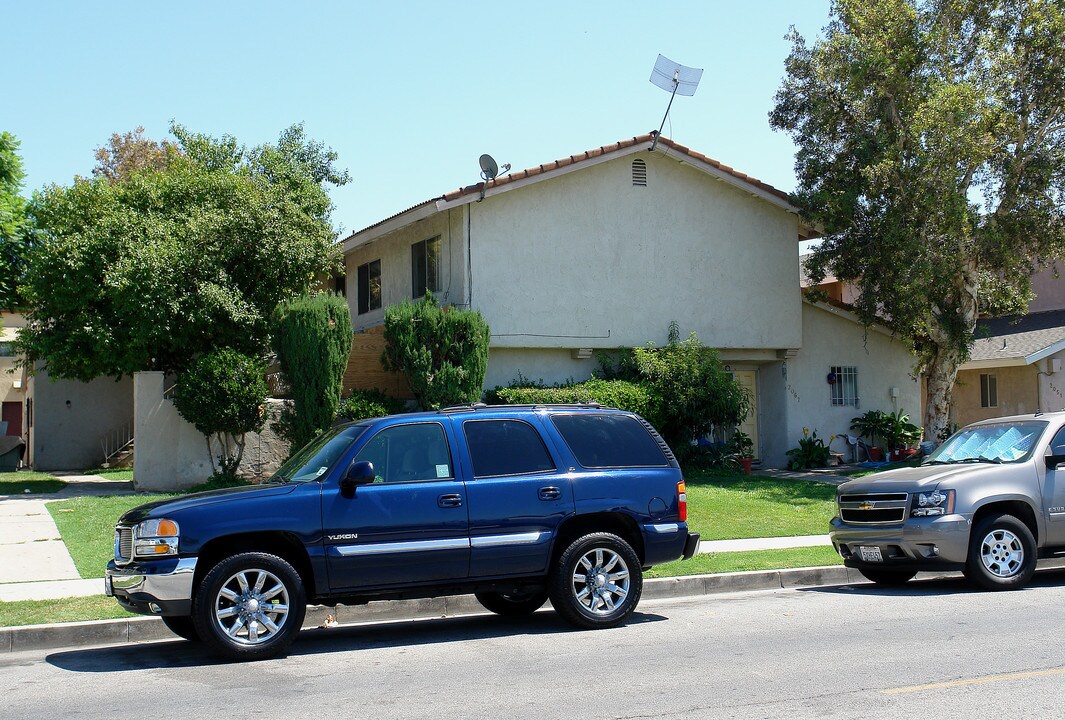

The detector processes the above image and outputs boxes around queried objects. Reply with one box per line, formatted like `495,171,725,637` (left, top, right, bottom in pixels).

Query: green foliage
171,348,268,474
272,292,353,448
336,388,407,421
0,132,32,310
631,322,750,448
771,0,1065,440
489,378,653,417
851,409,922,451
728,431,755,459
18,122,348,382
381,294,491,409
786,428,833,470
850,410,891,448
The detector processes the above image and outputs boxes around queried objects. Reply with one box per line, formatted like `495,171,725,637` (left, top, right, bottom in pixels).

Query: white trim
958,357,1030,371
333,537,469,557
1026,339,1065,365
342,202,438,253
470,531,551,548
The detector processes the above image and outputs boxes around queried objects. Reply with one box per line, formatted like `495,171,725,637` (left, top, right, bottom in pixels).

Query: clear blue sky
4,0,832,237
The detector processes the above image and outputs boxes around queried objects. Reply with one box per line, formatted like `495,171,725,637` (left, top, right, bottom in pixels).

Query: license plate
858,546,883,563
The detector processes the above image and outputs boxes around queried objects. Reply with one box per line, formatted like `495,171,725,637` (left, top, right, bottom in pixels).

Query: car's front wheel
192,552,307,660
549,532,643,629
474,588,549,616
964,513,1036,591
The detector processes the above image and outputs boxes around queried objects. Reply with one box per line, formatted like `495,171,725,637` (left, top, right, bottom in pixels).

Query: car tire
963,513,1036,591
192,552,307,661
161,615,201,642
549,532,643,630
475,588,550,616
857,568,917,586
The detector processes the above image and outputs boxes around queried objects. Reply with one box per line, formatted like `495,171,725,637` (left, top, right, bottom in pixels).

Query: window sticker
436,464,449,478
314,467,328,478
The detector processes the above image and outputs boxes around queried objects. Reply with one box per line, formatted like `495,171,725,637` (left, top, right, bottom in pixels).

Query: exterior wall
1028,265,1065,313
28,367,134,470
778,304,921,467
953,365,1038,427
1039,351,1065,414
134,372,291,491
0,313,26,438
483,347,604,389
342,326,413,398
345,210,466,332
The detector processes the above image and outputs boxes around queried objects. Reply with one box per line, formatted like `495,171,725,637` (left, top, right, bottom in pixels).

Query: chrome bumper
105,557,198,602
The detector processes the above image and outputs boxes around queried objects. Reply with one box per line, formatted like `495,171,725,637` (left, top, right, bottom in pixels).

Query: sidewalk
0,474,134,602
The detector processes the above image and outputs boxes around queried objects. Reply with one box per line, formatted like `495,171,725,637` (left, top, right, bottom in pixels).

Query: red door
2,401,22,437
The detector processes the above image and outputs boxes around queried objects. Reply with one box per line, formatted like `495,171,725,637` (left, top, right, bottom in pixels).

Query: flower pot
867,446,884,462
738,457,753,475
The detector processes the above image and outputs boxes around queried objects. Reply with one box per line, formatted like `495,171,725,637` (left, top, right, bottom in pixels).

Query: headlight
912,490,955,517
133,518,180,558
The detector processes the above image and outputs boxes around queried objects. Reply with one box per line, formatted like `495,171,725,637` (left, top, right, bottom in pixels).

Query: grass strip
0,595,136,627
0,472,66,495
47,495,171,579
87,467,134,482
647,545,843,578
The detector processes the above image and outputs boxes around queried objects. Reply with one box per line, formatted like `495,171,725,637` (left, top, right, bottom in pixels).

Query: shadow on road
801,565,1065,598
44,608,667,672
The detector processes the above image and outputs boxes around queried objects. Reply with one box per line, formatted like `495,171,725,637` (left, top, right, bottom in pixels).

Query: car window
927,420,1048,464
551,414,669,468
463,419,556,478
272,425,366,483
1050,426,1065,456
353,423,453,483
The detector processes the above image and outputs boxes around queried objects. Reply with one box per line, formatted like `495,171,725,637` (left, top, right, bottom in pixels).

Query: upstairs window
830,366,859,406
411,236,442,298
981,373,998,408
357,259,381,315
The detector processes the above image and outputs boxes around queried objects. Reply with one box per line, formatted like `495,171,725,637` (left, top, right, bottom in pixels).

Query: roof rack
438,402,489,414
438,401,609,414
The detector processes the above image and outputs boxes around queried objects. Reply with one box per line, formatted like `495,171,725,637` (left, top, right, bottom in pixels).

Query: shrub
786,428,833,470
172,348,268,477
489,378,653,417
382,294,490,409
272,292,353,448
632,322,750,448
337,388,407,421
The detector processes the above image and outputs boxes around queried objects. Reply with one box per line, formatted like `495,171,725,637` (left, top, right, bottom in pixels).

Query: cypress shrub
382,294,490,409
272,292,353,449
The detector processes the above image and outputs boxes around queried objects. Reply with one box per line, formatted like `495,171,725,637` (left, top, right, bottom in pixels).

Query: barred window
830,366,859,406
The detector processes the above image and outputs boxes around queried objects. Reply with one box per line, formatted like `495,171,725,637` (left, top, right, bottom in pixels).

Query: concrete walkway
0,474,133,602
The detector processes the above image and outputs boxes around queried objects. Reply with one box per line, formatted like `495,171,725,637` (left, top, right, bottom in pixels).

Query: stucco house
1,312,27,446
339,133,921,467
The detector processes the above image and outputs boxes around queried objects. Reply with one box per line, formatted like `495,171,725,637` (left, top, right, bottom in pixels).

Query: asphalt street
5,570,1065,719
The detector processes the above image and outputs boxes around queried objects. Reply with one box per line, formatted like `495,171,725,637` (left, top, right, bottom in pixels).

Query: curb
0,566,862,654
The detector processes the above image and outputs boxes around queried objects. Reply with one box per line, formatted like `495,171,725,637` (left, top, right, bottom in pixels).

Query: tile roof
967,309,1065,364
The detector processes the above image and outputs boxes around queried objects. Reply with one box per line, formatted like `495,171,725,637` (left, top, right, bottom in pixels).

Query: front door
733,370,759,459
1044,424,1065,545
322,421,470,590
1,402,21,437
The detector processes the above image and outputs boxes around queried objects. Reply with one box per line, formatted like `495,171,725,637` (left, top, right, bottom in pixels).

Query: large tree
0,132,32,310
18,122,350,381
771,0,1065,440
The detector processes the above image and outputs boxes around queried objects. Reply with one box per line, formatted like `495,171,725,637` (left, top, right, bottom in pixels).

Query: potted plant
850,410,889,462
883,409,922,460
785,427,832,470
729,431,755,475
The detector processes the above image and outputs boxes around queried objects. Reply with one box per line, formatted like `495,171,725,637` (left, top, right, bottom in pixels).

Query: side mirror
339,460,375,493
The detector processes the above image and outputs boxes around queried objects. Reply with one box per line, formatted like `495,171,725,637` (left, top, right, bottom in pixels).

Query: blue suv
106,404,700,659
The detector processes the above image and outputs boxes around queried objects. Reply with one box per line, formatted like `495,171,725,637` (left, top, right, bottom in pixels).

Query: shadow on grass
45,609,667,672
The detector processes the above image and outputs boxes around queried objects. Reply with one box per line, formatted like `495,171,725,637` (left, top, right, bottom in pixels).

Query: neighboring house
339,133,920,467
1,312,28,449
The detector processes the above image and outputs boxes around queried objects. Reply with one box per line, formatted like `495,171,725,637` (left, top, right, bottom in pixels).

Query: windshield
925,421,1048,464
269,425,367,483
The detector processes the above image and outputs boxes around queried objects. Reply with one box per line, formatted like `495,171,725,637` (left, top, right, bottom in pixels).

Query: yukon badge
327,533,359,542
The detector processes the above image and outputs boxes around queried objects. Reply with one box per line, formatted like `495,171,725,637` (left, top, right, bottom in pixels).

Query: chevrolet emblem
858,501,876,510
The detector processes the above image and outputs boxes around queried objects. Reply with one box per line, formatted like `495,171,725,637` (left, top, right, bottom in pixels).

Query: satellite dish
479,154,499,181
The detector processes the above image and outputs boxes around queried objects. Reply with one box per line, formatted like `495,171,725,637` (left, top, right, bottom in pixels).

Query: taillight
677,480,687,522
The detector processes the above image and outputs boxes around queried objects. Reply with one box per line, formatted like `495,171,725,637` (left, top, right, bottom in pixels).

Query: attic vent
631,159,647,187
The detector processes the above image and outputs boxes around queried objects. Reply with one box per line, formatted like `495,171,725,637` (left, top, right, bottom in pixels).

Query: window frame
461,418,558,479
357,259,382,315
830,366,859,407
353,421,455,485
980,373,998,409
411,236,442,299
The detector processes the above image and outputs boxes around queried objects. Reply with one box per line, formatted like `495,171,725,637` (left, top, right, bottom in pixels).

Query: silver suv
830,412,1065,590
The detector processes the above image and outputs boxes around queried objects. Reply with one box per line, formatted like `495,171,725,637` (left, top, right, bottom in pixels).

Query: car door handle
538,486,562,501
438,493,463,508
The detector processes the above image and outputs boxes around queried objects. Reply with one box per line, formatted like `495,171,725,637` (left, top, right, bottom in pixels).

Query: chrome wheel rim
213,569,290,645
980,529,1024,578
571,547,630,616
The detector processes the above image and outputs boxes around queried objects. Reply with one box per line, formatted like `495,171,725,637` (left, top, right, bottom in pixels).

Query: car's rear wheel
474,588,549,616
161,615,201,642
549,532,643,629
964,514,1036,591
857,568,917,586
192,552,307,660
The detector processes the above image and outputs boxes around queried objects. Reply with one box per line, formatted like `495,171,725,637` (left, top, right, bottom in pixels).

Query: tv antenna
648,54,703,151
478,153,511,200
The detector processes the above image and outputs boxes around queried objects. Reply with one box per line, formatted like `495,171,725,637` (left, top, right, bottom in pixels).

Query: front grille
838,493,909,525
115,526,133,563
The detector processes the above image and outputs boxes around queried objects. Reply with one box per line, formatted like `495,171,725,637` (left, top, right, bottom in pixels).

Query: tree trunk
923,345,964,443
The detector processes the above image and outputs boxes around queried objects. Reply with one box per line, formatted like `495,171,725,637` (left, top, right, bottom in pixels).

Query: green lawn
684,470,837,540
833,458,923,478
47,494,171,578
0,595,137,627
647,545,843,577
0,471,66,495
87,467,134,482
